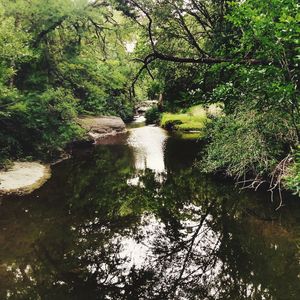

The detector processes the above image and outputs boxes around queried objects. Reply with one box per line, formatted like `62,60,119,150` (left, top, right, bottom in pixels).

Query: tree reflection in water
0,144,300,300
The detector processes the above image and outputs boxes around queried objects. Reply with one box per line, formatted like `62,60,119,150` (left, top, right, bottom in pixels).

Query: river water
0,120,300,299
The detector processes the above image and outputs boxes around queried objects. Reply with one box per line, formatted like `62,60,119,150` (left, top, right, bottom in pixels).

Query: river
0,119,300,299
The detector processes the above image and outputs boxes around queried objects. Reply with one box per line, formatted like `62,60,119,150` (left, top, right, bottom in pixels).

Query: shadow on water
0,124,300,299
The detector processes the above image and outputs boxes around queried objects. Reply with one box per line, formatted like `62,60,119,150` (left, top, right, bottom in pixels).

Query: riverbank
0,116,127,195
78,115,127,142
0,162,51,195
160,104,223,139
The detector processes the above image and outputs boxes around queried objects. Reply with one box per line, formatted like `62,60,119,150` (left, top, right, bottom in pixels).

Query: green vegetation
126,0,299,192
285,147,300,196
160,104,222,139
0,0,137,167
0,0,299,193
161,105,207,131
145,106,161,124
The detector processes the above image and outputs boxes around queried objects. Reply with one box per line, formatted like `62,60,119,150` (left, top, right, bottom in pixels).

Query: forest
0,0,299,194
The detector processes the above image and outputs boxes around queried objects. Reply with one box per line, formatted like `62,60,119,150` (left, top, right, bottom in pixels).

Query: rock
136,100,158,114
95,132,129,145
0,162,51,195
78,116,126,142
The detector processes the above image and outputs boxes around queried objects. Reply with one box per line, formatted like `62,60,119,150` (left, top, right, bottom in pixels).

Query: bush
162,119,183,130
145,106,161,124
200,109,292,179
0,88,84,161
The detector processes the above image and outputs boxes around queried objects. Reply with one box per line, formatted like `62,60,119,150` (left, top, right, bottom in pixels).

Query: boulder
78,116,126,142
0,162,51,195
136,100,158,114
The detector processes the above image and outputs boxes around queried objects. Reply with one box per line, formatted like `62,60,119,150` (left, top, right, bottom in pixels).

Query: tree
116,0,300,193
0,0,137,166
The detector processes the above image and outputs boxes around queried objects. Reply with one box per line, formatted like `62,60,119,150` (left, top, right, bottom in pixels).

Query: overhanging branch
126,0,294,93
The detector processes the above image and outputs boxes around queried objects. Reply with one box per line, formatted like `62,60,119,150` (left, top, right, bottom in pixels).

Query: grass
161,105,208,131
161,113,205,130
160,104,223,139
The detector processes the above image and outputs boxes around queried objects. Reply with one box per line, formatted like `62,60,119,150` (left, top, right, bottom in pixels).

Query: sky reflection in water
0,124,300,299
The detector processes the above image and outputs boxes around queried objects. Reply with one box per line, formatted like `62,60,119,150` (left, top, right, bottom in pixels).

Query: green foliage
198,0,299,184
202,111,282,178
57,57,134,120
0,88,84,162
227,0,300,62
145,106,161,124
284,147,300,196
0,4,32,62
0,0,137,165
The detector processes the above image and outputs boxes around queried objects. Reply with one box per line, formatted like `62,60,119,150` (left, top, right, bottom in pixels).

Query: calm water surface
0,121,300,300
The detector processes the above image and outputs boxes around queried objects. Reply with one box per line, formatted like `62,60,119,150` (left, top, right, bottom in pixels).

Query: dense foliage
202,0,299,189
0,0,137,166
145,105,161,124
121,0,299,192
0,0,299,193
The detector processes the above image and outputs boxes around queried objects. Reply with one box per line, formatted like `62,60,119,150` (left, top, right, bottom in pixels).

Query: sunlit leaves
227,0,300,62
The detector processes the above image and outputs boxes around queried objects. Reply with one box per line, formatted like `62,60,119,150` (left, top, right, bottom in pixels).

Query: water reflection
128,126,168,173
127,125,168,185
0,133,300,299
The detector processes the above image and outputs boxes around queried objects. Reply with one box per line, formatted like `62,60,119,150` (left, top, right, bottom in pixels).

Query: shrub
200,109,292,179
0,88,84,161
145,106,161,124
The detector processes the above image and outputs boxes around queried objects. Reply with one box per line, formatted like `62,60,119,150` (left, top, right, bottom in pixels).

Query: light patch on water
108,208,224,295
127,126,168,172
118,214,165,271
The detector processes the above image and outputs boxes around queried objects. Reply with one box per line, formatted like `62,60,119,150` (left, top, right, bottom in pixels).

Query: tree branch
34,16,67,46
